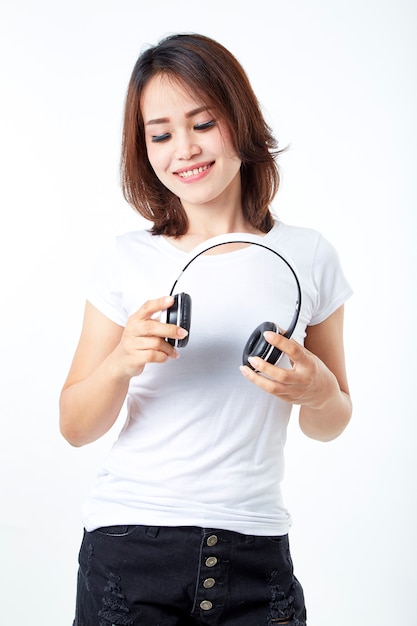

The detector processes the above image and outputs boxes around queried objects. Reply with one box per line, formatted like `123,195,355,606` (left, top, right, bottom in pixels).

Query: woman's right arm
59,296,188,447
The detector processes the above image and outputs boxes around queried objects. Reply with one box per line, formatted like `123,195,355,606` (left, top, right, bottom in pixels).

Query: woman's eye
194,120,216,131
151,133,171,143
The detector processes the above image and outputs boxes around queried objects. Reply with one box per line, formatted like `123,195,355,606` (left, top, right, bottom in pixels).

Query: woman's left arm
240,305,352,441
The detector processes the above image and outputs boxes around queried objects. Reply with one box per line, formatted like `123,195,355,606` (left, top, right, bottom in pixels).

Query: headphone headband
169,233,302,340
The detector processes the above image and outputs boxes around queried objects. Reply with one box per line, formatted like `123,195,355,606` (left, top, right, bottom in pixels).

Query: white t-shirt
82,221,352,535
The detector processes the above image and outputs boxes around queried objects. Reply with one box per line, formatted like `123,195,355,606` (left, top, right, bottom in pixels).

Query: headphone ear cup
166,293,191,347
242,321,282,370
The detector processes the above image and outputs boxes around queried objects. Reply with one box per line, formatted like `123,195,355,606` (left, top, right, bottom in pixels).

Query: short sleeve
86,237,128,327
309,235,353,326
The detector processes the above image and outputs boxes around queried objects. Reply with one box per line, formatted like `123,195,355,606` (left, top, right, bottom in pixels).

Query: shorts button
205,556,218,567
200,600,213,611
203,577,216,589
207,534,218,546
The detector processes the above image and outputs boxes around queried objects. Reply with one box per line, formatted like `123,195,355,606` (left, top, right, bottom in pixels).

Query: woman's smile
174,161,215,181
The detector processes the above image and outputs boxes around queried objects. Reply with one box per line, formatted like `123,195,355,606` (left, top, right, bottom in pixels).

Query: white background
1,1,416,623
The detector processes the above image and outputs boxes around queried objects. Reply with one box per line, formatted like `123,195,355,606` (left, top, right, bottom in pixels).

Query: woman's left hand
240,330,339,410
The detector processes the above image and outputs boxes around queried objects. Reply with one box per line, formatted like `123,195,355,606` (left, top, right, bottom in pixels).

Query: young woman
60,33,352,626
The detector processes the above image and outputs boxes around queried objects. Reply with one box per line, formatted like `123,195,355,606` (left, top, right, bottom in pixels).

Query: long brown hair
121,33,282,237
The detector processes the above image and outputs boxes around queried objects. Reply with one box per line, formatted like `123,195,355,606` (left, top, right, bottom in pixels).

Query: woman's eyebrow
185,106,210,119
145,106,210,126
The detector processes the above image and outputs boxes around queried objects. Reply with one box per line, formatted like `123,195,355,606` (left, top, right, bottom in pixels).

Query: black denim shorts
74,525,306,626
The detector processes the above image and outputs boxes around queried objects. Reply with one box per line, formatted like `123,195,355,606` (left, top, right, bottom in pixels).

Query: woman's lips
174,162,214,180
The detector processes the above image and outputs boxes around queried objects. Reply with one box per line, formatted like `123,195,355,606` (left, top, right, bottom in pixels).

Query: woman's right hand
112,295,188,379
59,296,188,446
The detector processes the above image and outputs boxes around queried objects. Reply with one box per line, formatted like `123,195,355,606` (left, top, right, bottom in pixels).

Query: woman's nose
175,134,202,160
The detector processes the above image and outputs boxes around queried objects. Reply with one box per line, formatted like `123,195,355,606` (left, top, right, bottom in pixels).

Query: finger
263,331,305,363
239,364,291,397
130,318,188,348
139,297,189,343
135,335,180,359
161,322,189,343
139,296,175,321
246,355,293,384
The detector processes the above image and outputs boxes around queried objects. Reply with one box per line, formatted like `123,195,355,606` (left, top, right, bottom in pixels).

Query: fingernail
263,331,276,342
248,356,260,368
177,328,189,339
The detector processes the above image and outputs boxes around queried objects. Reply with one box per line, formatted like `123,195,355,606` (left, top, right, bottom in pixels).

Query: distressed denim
73,525,307,626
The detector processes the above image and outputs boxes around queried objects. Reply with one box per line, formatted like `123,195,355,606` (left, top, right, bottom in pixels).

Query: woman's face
141,74,242,214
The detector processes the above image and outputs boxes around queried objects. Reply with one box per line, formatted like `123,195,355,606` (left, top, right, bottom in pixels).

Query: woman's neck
166,194,266,251
165,217,265,252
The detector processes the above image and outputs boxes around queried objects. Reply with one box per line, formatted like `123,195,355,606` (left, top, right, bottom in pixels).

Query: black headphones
165,234,301,370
